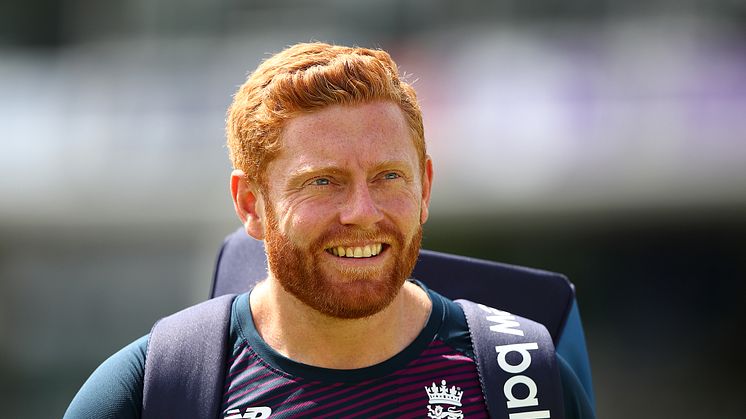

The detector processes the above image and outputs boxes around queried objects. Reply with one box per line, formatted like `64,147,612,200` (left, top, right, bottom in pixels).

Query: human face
261,101,433,319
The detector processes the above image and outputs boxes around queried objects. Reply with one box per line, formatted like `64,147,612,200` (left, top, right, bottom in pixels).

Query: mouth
325,243,386,258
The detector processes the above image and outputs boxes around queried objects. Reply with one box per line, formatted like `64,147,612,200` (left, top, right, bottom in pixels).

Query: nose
338,182,384,228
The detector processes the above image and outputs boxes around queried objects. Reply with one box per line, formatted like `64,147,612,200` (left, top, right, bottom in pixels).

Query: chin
284,268,406,319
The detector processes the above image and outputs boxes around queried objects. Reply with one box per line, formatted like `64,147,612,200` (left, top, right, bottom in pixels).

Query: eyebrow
288,164,344,177
370,160,414,177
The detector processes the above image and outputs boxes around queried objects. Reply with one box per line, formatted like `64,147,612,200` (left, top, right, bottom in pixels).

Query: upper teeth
328,243,383,258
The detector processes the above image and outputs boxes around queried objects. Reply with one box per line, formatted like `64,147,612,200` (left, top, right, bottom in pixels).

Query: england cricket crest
425,380,464,419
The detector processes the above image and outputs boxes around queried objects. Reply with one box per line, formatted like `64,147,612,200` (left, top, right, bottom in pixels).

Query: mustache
313,222,403,249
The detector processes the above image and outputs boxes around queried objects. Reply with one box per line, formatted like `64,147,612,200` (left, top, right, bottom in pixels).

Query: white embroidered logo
425,380,464,419
224,406,272,419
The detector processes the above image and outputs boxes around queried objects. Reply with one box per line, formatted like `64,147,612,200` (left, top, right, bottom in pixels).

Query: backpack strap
142,294,236,419
456,299,565,419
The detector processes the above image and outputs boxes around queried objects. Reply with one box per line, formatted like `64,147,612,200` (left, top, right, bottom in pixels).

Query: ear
419,156,434,224
230,169,266,240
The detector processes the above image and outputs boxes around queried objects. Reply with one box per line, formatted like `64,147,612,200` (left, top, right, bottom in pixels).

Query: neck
249,279,432,369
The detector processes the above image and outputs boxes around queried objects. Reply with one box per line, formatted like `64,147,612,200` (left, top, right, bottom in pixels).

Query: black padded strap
143,294,236,419
457,299,565,419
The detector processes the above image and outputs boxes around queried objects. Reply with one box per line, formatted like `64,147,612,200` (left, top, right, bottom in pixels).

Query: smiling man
65,42,595,418
244,101,429,321
236,99,433,370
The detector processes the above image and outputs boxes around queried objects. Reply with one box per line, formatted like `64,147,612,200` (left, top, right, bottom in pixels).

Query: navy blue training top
65,284,594,418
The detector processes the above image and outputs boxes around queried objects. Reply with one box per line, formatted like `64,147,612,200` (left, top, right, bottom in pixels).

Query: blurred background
1,1,745,417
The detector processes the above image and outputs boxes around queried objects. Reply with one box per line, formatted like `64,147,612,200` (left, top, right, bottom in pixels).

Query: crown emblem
425,380,464,407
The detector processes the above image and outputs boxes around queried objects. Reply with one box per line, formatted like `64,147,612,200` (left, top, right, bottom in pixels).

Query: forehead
270,101,418,175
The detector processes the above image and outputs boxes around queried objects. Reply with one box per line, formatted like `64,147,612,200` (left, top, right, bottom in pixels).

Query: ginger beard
263,204,423,319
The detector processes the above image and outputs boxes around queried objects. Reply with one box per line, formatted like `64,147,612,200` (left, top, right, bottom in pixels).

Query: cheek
377,190,423,224
280,199,336,238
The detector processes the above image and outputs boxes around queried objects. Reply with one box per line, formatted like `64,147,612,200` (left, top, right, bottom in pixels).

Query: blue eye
383,172,400,180
311,178,330,186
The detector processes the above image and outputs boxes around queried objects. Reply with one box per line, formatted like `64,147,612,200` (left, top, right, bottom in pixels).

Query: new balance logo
224,406,272,419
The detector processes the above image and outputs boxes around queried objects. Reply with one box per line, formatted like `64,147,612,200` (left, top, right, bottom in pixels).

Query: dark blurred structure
1,1,745,418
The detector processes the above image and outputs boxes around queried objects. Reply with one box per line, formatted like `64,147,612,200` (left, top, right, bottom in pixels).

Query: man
66,42,594,418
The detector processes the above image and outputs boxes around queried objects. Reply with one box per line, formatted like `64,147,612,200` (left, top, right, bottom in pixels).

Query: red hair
226,42,425,184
